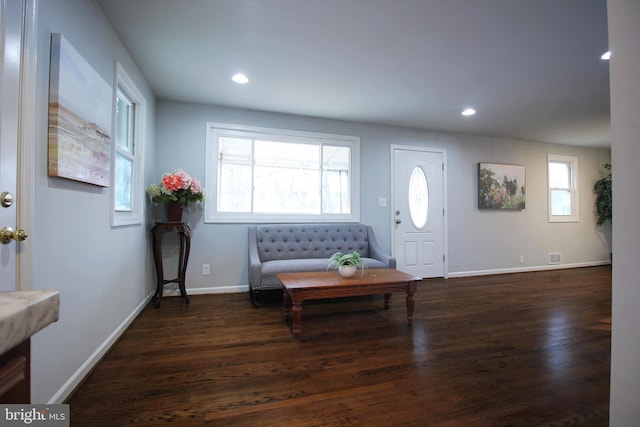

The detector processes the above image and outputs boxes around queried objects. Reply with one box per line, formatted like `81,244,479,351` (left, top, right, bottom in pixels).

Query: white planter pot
338,264,357,278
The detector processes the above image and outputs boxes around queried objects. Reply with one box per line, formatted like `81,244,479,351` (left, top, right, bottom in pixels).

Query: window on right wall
548,154,579,222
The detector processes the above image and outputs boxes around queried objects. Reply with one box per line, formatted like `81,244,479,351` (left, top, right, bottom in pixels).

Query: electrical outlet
202,264,210,275
520,255,524,263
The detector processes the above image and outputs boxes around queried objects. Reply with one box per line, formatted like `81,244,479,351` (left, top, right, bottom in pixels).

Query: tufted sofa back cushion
256,224,370,262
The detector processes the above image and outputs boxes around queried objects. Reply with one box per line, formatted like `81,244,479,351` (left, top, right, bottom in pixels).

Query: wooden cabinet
0,290,59,404
0,339,30,403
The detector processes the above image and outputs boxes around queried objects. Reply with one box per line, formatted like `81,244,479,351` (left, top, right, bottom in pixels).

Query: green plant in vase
593,163,612,226
328,251,367,278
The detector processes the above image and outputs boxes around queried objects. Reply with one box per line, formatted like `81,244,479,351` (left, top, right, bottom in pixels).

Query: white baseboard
48,293,153,404
448,260,611,278
162,284,249,296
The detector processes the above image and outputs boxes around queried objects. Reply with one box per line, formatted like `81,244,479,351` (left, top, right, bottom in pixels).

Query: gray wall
608,0,640,424
31,0,156,403
155,100,611,292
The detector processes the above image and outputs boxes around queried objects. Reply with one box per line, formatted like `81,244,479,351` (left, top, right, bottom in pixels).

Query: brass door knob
0,227,28,244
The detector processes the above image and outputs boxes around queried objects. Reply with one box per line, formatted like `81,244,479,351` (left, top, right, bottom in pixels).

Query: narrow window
114,89,134,211
548,154,579,222
111,63,146,226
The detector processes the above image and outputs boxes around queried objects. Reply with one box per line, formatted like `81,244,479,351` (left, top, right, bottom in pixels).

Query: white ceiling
97,0,610,148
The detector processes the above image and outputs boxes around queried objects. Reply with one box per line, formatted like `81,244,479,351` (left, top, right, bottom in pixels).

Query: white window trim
204,122,360,223
111,62,146,227
548,154,579,223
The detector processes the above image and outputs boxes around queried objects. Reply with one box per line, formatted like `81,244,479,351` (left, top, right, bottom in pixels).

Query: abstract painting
478,163,526,210
48,33,111,187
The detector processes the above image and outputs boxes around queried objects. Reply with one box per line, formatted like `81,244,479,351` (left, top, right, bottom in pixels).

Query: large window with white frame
205,123,360,223
548,154,579,222
111,63,146,226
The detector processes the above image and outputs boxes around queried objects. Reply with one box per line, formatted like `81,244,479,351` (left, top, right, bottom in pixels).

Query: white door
0,0,25,291
392,146,446,278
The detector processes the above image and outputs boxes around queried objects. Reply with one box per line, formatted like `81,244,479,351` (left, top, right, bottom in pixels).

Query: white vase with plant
328,251,367,278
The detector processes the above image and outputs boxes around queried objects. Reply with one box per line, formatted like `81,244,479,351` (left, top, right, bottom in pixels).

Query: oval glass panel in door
408,166,429,229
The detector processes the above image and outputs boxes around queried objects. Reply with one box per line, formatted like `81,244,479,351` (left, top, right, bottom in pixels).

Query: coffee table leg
292,301,303,337
384,293,391,309
406,288,415,324
283,291,292,319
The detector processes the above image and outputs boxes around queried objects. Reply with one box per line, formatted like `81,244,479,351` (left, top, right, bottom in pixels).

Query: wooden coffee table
277,269,421,337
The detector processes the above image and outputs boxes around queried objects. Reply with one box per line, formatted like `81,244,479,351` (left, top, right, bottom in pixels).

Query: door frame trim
17,0,38,290
390,144,448,278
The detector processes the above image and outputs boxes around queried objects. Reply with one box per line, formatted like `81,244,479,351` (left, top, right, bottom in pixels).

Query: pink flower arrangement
148,169,204,207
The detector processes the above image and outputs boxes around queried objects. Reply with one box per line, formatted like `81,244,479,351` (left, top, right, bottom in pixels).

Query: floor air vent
549,252,562,265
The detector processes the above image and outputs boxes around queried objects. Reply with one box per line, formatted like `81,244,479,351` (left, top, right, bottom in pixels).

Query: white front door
0,0,25,291
391,146,446,278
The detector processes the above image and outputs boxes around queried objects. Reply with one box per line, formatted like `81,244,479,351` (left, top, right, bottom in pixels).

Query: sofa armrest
248,225,262,288
366,225,396,269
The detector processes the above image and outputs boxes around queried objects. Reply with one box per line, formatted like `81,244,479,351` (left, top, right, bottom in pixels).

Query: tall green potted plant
593,163,612,226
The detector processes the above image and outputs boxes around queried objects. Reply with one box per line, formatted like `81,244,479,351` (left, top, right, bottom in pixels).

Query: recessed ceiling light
601,51,611,60
232,73,249,84
461,108,476,116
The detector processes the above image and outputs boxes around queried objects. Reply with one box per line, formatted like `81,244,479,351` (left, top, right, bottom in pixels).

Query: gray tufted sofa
248,223,395,306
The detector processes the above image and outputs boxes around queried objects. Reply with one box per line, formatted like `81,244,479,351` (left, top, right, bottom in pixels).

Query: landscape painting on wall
48,33,111,187
478,163,526,210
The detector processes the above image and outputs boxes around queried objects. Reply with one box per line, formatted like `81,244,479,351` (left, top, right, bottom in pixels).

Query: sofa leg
250,290,260,307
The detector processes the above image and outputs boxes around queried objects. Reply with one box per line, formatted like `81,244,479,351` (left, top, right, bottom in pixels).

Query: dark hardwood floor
67,266,611,426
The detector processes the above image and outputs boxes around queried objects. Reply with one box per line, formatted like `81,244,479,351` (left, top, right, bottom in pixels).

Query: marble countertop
0,290,60,356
